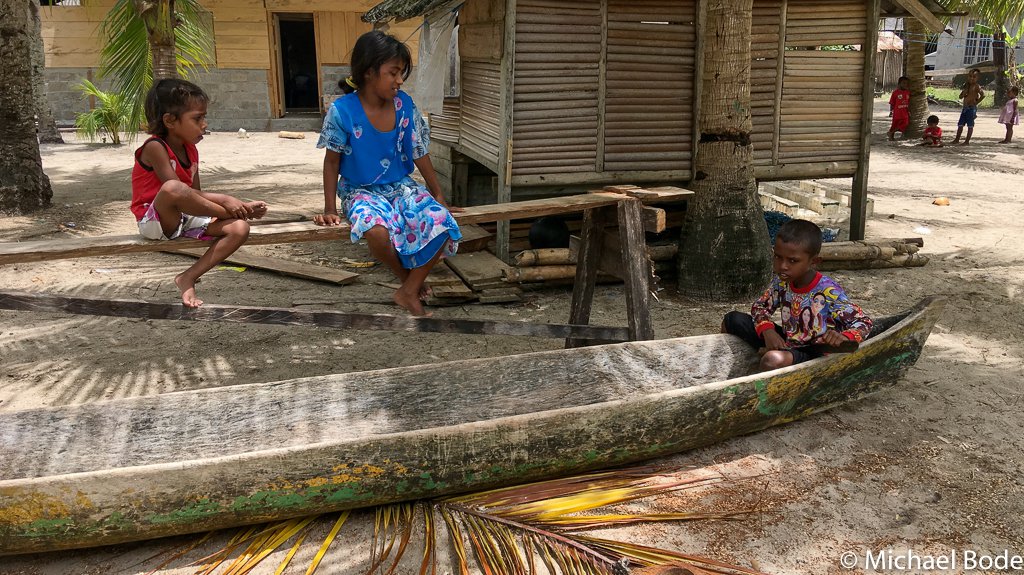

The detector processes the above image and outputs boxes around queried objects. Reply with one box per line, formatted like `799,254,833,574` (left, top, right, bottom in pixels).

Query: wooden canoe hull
0,297,944,555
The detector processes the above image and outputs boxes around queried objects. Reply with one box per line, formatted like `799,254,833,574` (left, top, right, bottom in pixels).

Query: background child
922,114,943,147
314,30,462,316
888,76,910,141
132,79,268,308
721,219,872,372
952,69,985,145
998,85,1019,144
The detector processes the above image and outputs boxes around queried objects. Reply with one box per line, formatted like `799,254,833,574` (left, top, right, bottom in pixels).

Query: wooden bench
0,185,693,344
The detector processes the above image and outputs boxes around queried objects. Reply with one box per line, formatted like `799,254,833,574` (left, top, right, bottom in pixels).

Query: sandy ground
1,100,1023,574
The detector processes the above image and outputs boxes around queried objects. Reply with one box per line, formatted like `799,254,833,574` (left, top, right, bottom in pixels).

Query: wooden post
495,0,517,262
617,198,654,341
566,206,613,348
850,0,880,241
452,152,470,207
772,0,787,164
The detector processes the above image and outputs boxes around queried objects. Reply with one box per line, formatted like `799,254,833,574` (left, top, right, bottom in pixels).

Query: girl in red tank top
132,79,268,307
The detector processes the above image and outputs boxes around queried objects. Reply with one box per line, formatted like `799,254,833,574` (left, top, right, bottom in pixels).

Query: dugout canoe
0,296,944,555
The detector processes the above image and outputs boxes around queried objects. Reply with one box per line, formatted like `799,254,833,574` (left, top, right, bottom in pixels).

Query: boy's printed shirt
751,272,872,346
890,89,911,116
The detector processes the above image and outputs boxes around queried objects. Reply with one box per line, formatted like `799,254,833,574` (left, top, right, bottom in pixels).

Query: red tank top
130,137,199,221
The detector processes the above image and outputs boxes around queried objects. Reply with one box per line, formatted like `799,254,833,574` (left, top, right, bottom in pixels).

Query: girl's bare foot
393,289,430,316
174,273,203,308
246,201,268,219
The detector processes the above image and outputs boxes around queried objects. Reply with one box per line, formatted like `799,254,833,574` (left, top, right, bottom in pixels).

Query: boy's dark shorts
958,106,977,128
722,311,821,365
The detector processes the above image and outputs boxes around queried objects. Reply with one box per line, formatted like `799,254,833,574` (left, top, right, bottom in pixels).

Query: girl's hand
437,197,465,213
222,196,250,220
314,212,343,226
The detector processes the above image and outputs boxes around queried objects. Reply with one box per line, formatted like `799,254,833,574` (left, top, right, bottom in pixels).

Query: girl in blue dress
314,31,462,316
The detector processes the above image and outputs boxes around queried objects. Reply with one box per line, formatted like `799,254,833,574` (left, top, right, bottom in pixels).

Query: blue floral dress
317,90,461,268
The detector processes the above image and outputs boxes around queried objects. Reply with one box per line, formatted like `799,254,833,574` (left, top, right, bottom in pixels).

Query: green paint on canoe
20,517,75,537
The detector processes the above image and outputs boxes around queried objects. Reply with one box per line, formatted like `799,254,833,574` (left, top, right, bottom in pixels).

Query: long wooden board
0,189,693,265
0,290,630,342
164,247,359,285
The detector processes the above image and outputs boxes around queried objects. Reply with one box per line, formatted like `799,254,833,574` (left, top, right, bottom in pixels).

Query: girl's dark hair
340,30,412,94
927,114,940,125
144,78,209,137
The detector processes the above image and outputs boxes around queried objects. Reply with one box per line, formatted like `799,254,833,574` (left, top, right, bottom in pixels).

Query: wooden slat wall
315,12,371,65
511,0,601,177
207,0,270,69
39,5,110,68
777,0,864,165
458,0,504,169
750,0,782,166
460,60,502,166
602,0,695,172
430,97,461,143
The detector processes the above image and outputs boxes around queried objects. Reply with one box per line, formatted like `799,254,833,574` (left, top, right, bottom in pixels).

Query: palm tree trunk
992,27,1008,106
135,0,178,80
904,18,928,138
28,0,64,144
676,0,771,301
0,0,54,213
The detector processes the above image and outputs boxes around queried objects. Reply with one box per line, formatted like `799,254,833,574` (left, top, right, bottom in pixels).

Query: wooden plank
889,0,946,34
425,263,466,287
164,247,359,285
0,290,630,342
457,223,493,253
850,0,878,241
446,251,511,288
616,198,653,341
565,206,613,348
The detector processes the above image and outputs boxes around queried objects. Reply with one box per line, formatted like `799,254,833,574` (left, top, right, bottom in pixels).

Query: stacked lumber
433,251,523,305
817,238,927,271
504,242,679,284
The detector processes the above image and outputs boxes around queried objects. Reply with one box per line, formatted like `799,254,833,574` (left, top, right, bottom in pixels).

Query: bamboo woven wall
776,0,865,166
750,0,783,166
509,0,696,182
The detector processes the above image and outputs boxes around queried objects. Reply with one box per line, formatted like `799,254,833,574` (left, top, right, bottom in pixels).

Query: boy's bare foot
393,289,431,317
246,201,268,219
174,274,203,308
997,140,1009,144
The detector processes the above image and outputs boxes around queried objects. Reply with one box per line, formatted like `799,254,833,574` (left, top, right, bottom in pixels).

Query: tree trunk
0,0,53,214
992,27,1008,107
28,0,63,144
904,18,928,138
135,0,178,80
676,0,771,301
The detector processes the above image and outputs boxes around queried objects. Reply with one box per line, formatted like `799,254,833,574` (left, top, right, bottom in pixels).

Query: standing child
132,79,268,308
922,114,943,147
314,30,462,316
952,68,985,145
721,219,872,372
997,85,1019,144
888,76,911,141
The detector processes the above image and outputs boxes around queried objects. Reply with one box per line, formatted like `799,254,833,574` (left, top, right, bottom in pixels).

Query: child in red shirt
888,76,911,140
921,115,942,147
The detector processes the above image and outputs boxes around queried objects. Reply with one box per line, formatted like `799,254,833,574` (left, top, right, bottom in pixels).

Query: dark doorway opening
279,17,318,113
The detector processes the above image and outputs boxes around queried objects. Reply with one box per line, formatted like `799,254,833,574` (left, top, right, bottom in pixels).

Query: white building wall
930,16,1024,72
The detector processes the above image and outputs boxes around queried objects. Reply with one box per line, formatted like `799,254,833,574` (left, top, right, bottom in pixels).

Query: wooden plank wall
315,12,371,64
39,4,111,68
603,0,695,172
210,0,271,69
511,0,601,177
777,0,865,165
458,0,504,170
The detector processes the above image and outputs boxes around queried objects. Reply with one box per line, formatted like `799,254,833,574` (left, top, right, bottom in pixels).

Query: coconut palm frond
158,466,767,575
175,0,215,77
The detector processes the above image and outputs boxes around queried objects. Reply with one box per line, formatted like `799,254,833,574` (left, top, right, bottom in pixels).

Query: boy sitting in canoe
723,219,872,371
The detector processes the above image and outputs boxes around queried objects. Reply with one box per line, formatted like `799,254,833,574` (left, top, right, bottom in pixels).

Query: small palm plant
73,79,134,145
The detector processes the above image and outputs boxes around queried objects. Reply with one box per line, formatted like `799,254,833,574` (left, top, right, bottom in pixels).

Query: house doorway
276,15,319,114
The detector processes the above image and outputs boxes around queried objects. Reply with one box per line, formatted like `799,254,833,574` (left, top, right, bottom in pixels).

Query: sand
1,100,1022,574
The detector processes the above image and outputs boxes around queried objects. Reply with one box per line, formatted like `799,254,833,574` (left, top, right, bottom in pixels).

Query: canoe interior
0,336,759,482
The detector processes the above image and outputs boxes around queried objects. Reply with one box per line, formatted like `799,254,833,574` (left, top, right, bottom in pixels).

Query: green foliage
73,79,135,145
96,0,214,143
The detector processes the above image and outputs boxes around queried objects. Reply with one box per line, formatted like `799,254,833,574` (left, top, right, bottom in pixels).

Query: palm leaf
154,466,767,575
